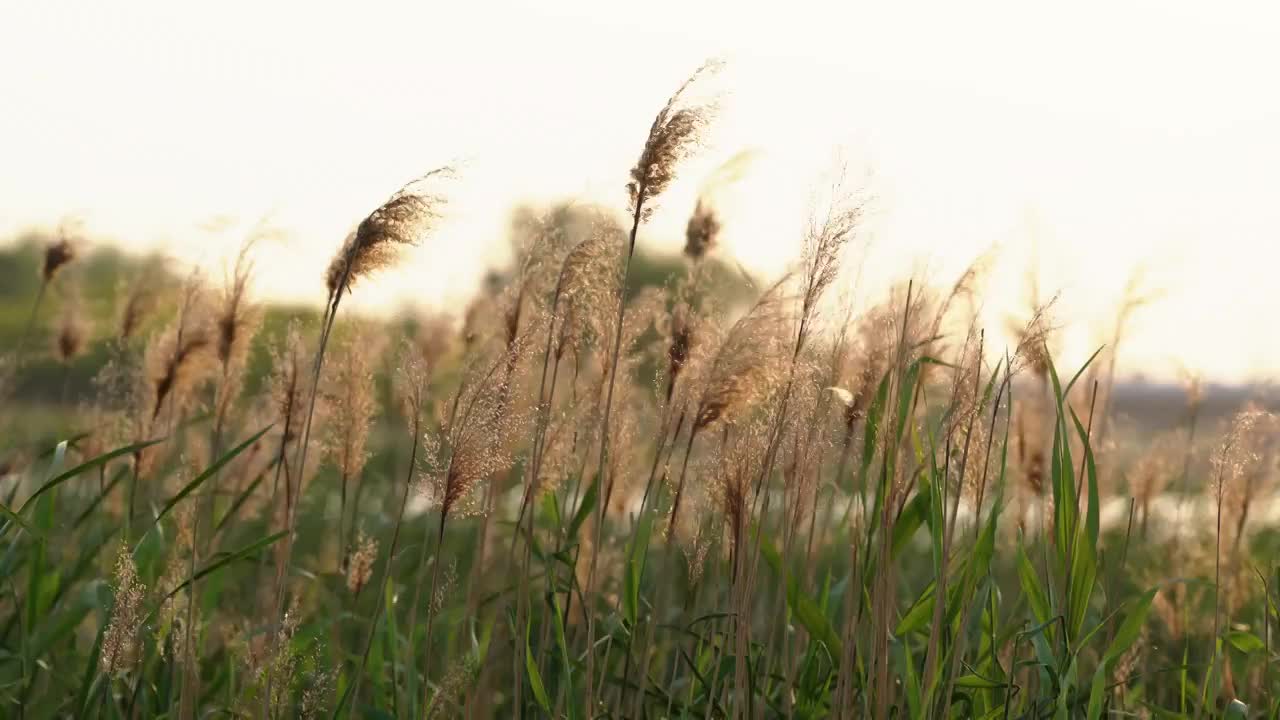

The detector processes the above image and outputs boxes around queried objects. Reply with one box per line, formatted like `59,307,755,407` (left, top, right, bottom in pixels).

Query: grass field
1,62,1279,720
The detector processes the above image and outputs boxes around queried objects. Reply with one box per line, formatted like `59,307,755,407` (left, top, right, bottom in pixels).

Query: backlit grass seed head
269,321,310,445
554,222,624,360
345,530,377,595
797,172,868,349
627,60,723,221
683,149,755,261
1213,404,1277,548
1008,296,1060,379
424,351,533,520
326,165,454,297
42,230,78,283
118,257,166,341
101,545,146,676
143,314,214,422
1211,405,1269,501
684,199,721,261
693,278,789,434
1132,432,1178,510
54,285,89,363
324,329,379,485
395,339,432,428
213,239,261,386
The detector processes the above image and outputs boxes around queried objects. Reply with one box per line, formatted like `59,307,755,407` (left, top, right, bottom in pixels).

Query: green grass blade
143,425,272,536
15,438,163,516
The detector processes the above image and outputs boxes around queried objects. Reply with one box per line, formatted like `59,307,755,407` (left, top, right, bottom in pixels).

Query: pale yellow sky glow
3,1,1279,382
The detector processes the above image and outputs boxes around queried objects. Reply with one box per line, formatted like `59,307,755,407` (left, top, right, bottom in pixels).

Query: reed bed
1,62,1279,720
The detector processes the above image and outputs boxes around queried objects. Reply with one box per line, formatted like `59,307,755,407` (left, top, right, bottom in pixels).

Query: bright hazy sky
3,1,1279,383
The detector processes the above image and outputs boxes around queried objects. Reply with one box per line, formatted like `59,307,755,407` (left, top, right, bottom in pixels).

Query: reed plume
626,60,723,233
54,284,89,365
586,65,723,699
325,166,455,300
684,149,756,261
345,530,378,595
266,166,455,711
669,279,789,528
143,295,213,423
324,327,380,562
42,231,78,284
118,256,166,342
554,220,625,361
18,225,81,362
101,545,146,676
212,240,262,425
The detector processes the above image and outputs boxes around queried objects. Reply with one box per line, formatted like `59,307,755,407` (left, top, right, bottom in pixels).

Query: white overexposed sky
2,1,1278,383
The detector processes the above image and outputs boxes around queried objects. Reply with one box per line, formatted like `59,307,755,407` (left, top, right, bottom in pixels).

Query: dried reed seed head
143,312,215,422
1211,404,1270,492
414,311,455,371
1212,404,1278,537
268,321,310,444
554,223,624,358
627,60,723,219
395,337,433,426
666,301,694,394
116,258,165,340
799,178,867,327
426,346,534,519
215,242,262,373
42,233,78,283
326,165,454,297
101,545,146,676
1008,296,1060,380
54,286,90,363
345,531,377,595
1130,432,1179,505
684,199,721,261
324,328,380,483
693,279,790,433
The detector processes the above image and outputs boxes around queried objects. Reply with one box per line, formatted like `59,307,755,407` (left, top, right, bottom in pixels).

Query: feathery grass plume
1215,404,1277,553
413,309,455,371
1131,432,1178,534
1089,268,1155,445
53,283,89,364
664,300,695,403
553,219,625,361
269,170,457,711
264,322,319,528
795,166,868,354
212,239,263,424
118,256,167,342
683,149,755,261
344,341,433,714
17,222,81,361
684,199,721,261
325,165,455,300
142,302,214,424
324,327,381,560
1209,403,1274,672
627,60,723,232
667,278,789,529
499,204,576,348
409,347,530,710
692,278,790,435
42,228,78,284
585,60,722,701
422,348,532,522
345,530,378,595
100,544,146,676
